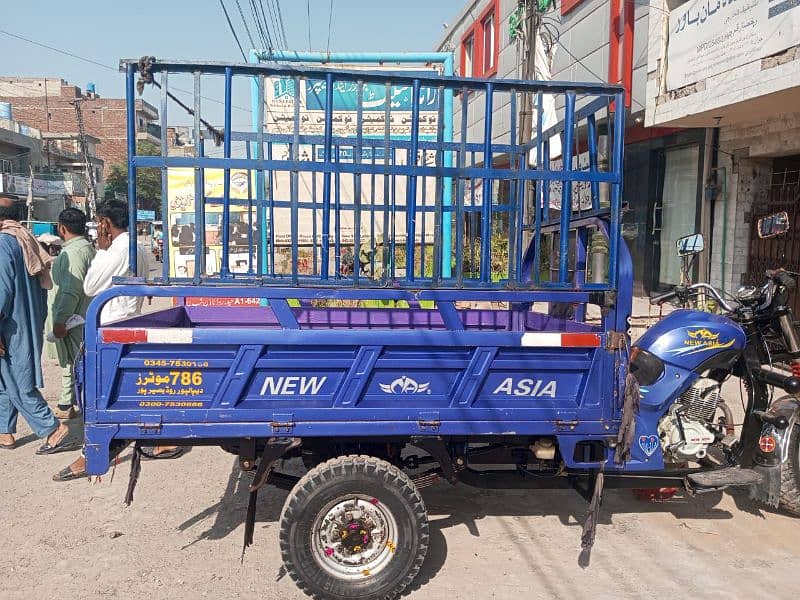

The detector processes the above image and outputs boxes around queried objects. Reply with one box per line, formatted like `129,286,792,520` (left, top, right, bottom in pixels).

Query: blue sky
0,0,464,118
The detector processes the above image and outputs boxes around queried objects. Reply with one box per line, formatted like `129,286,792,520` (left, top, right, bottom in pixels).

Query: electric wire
326,0,334,55
273,0,288,48
0,29,114,71
255,0,276,50
218,0,248,61
0,29,251,115
307,0,313,51
234,0,257,50
552,36,647,112
248,0,270,50
264,0,286,49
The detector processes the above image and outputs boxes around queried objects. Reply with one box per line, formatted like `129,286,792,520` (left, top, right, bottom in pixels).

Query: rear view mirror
676,233,704,257
757,211,790,239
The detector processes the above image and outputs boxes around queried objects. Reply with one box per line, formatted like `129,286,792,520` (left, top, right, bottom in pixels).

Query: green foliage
103,141,162,214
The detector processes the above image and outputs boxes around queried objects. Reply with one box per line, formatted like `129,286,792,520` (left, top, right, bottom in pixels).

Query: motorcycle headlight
630,347,665,386
736,286,760,302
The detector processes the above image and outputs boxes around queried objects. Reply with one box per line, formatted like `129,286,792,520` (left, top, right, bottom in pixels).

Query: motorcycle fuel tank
635,309,746,371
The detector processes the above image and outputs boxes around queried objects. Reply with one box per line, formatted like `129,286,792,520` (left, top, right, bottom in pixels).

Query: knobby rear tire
280,454,429,600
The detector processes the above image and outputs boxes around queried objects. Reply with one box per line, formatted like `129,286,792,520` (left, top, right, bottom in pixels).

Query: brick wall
0,80,157,172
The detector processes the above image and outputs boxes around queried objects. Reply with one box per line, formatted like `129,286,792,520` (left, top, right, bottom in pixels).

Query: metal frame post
125,64,137,275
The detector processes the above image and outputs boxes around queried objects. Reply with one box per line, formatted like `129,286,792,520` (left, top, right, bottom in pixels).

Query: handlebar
687,283,738,313
650,271,796,313
650,283,737,313
649,290,679,306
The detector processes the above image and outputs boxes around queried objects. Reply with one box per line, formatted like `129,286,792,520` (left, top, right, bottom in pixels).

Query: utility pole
26,165,34,229
44,79,52,169
72,99,97,218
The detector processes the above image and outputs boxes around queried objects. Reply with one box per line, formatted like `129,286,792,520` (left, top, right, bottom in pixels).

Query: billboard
165,168,258,278
165,66,444,277
667,0,800,91
165,164,437,277
266,70,441,141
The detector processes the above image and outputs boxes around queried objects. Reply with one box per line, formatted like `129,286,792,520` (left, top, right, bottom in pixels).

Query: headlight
630,347,665,386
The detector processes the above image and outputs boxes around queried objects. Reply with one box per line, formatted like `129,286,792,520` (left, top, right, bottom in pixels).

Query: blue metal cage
121,59,625,292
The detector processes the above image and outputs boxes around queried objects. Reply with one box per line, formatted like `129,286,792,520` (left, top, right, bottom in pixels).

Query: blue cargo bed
81,285,625,474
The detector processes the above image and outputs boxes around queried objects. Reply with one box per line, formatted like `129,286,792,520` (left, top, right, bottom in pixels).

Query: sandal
0,442,15,450
52,466,87,482
53,406,78,420
37,440,78,455
36,429,77,455
140,446,186,460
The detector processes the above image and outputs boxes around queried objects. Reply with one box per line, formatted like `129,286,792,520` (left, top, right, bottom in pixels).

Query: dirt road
2,307,800,599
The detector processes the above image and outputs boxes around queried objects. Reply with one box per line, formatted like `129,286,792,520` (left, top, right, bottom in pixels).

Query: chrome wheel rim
311,494,398,580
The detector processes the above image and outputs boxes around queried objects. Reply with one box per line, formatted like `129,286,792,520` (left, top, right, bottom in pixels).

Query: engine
658,378,720,461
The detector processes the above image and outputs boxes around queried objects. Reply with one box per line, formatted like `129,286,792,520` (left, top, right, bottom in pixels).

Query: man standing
54,199,181,481
0,194,70,453
49,208,95,420
83,199,148,325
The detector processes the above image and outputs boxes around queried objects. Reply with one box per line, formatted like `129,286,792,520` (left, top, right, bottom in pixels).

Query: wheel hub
311,494,398,580
337,519,373,555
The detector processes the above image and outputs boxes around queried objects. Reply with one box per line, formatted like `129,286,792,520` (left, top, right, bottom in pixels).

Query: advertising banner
265,71,441,141
165,66,443,278
1,173,76,196
166,165,437,277
166,168,258,277
667,0,800,91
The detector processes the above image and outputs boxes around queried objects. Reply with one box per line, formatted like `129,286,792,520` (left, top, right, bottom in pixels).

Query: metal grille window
747,163,800,315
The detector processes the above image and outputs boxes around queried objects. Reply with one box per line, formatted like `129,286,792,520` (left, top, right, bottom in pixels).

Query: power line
248,0,270,50
0,28,116,72
273,0,288,48
553,36,646,112
234,0,257,51
326,0,334,55
0,28,251,114
218,0,247,61
255,0,276,50
264,0,285,49
306,0,313,51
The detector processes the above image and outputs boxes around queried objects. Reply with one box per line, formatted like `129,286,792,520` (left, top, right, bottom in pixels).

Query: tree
103,141,162,214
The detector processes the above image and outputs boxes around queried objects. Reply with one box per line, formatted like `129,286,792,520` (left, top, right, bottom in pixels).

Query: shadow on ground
174,457,746,595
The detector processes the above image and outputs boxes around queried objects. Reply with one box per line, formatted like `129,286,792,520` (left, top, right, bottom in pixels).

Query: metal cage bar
120,59,626,295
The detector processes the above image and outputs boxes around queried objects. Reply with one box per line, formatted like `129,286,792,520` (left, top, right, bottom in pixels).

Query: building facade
0,77,159,169
0,103,100,219
645,0,800,311
436,0,717,297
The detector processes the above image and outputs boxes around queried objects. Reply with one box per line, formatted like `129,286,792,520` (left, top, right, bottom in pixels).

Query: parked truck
77,59,800,600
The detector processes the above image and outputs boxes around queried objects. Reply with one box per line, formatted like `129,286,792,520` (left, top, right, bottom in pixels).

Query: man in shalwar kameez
47,208,95,419
0,194,70,452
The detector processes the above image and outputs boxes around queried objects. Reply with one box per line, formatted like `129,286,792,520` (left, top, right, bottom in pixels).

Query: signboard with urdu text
667,0,800,91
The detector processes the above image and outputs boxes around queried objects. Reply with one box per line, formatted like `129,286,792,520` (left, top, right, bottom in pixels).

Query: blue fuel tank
635,309,746,372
